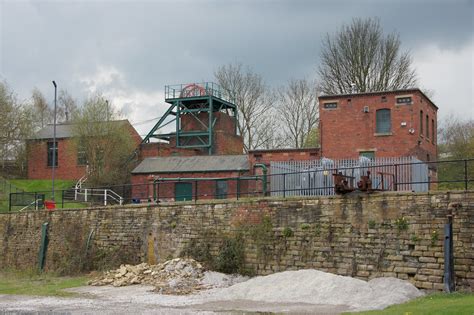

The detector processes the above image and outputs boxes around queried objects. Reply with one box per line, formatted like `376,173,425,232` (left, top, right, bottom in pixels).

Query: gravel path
0,269,424,314
0,285,348,314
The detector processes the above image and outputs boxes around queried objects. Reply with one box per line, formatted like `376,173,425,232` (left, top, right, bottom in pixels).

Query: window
381,96,387,102
323,102,337,109
77,141,87,166
432,119,435,143
396,97,412,104
426,115,429,138
359,151,375,160
215,180,228,199
47,141,58,167
376,109,391,133
420,110,423,136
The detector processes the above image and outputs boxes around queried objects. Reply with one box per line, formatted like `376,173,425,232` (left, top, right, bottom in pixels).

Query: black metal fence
5,158,474,211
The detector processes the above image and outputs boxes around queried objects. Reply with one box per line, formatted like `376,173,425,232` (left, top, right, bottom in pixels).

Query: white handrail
75,188,123,206
74,166,90,200
18,199,42,212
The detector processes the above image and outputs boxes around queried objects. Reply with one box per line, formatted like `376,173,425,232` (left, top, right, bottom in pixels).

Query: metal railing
164,82,235,103
74,188,123,206
4,158,473,211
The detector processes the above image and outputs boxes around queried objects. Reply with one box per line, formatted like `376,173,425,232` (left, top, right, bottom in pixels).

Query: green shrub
394,216,409,232
215,236,245,274
368,220,376,229
282,227,294,238
300,223,311,230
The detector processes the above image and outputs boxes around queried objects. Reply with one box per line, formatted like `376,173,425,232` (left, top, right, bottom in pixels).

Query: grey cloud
0,0,472,118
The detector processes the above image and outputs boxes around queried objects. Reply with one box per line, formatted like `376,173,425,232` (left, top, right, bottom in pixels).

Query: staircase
62,171,124,206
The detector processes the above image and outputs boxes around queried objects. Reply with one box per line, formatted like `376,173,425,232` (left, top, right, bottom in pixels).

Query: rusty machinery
333,170,395,195
333,172,356,194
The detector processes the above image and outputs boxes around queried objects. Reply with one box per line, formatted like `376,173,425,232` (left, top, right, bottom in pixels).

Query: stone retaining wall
1,191,473,291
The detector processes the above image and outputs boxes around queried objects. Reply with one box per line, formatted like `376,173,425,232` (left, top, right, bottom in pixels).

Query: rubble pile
88,258,207,295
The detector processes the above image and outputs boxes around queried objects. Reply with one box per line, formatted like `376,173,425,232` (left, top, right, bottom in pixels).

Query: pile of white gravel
203,269,424,312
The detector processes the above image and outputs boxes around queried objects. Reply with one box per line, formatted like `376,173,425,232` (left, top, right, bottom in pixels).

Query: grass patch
9,179,75,194
0,179,90,212
0,269,89,297
345,293,474,315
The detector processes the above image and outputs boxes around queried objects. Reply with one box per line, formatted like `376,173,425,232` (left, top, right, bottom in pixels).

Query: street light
52,80,57,201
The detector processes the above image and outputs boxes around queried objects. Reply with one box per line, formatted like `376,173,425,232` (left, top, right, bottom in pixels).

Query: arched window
376,109,391,133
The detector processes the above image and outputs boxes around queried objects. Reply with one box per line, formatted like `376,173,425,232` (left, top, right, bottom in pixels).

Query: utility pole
52,81,57,201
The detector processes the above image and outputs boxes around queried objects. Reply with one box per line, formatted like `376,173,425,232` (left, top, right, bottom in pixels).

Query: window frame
420,110,424,136
359,151,375,160
396,96,412,105
47,141,58,167
77,141,87,166
426,114,430,139
375,108,392,134
431,119,435,144
322,101,338,110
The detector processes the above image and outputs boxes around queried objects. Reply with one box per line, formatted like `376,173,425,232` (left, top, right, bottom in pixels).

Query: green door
175,182,193,201
215,180,228,199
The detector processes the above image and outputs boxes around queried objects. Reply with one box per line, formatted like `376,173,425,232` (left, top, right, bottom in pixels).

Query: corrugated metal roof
132,155,250,174
29,120,130,140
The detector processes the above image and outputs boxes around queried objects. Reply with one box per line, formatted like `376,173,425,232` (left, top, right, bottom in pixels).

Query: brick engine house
319,88,438,162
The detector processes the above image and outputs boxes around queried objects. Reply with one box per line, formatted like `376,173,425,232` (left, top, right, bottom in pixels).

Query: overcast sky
0,0,473,137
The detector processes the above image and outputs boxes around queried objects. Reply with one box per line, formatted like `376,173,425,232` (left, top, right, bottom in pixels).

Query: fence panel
270,156,428,197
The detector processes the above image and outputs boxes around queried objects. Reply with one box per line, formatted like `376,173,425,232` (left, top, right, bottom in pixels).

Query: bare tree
318,17,417,94
437,115,474,189
72,94,135,186
0,82,34,175
57,89,78,123
31,88,51,128
277,79,319,148
439,115,474,159
215,63,279,152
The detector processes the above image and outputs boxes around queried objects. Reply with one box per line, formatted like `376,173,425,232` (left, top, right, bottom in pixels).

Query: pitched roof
29,120,131,140
132,155,250,174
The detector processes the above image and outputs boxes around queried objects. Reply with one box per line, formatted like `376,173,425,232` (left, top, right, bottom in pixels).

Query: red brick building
131,155,251,201
27,120,141,180
319,89,437,161
132,85,438,202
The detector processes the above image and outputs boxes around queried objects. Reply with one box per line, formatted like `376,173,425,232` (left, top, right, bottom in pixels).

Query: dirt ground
0,285,350,314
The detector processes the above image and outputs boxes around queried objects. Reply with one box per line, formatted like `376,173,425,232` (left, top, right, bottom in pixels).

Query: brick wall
131,170,253,201
27,138,87,180
248,148,320,169
1,191,472,291
180,112,236,134
28,121,142,180
139,143,201,160
319,90,437,161
214,132,244,155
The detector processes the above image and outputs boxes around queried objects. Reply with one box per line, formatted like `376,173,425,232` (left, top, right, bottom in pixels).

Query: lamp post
52,81,57,201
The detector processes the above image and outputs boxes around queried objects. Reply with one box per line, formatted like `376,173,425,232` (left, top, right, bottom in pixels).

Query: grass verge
0,269,89,297
0,179,90,212
345,293,474,315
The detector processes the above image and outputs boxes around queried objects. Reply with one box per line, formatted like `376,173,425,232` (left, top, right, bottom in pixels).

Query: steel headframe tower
142,82,238,155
